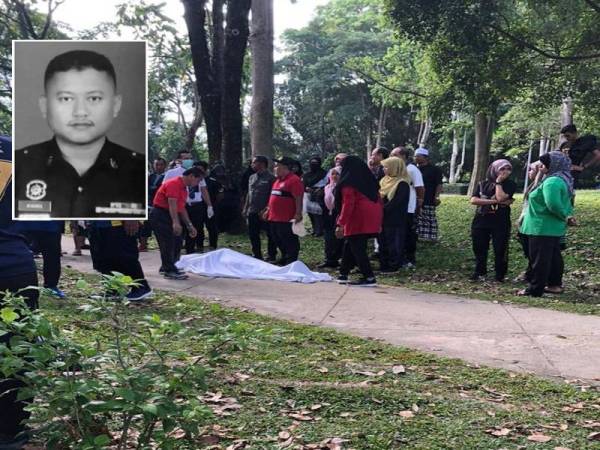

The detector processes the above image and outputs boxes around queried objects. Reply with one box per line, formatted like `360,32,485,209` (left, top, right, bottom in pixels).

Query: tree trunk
523,139,535,193
455,128,467,182
375,104,387,148
182,0,222,163
250,0,274,158
419,116,432,146
539,128,547,157
560,96,573,128
449,128,460,183
468,112,493,196
221,0,251,174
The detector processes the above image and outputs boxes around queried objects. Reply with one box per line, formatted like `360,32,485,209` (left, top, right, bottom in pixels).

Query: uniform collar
49,136,118,170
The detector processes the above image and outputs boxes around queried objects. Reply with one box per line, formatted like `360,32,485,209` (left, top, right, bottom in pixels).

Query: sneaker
164,271,188,280
349,277,377,287
336,275,349,284
126,286,153,302
47,287,66,299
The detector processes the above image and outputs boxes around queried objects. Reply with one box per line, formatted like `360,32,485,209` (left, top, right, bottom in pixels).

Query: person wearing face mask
302,156,328,237
518,151,575,297
469,159,516,282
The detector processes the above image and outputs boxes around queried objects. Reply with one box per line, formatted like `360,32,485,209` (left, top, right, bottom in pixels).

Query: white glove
207,206,214,219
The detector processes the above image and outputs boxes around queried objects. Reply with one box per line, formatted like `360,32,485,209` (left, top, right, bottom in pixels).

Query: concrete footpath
60,237,600,383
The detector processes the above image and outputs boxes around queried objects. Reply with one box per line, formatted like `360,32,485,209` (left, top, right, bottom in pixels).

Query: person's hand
335,226,344,239
294,212,303,223
173,222,183,236
498,198,514,206
496,171,510,183
572,164,585,172
207,206,215,219
187,225,198,238
567,216,577,226
123,220,140,236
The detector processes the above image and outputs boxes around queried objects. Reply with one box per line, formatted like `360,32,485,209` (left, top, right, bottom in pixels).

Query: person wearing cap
264,157,304,265
390,146,425,267
414,147,443,242
0,135,39,449
14,50,145,219
244,156,277,261
150,167,202,279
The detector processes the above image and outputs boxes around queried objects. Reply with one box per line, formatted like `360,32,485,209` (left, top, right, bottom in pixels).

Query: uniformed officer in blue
14,50,145,219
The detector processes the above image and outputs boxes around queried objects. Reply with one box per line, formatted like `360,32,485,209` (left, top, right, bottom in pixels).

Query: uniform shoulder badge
26,179,47,200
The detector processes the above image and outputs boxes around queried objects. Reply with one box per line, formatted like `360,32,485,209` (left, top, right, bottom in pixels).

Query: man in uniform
14,49,145,218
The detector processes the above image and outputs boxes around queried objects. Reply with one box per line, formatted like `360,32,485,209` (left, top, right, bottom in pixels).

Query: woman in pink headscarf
469,159,517,282
318,166,344,268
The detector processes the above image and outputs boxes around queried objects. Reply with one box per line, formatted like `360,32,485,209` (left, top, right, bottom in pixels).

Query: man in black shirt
560,124,600,187
370,146,389,181
14,50,145,219
415,147,443,242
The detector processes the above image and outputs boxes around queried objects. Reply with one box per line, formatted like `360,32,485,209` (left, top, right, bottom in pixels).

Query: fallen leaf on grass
554,447,573,450
398,411,414,418
486,428,511,437
339,412,352,418
561,402,585,413
392,365,406,374
589,432,600,441
226,440,248,450
317,367,329,373
527,433,552,443
288,413,314,421
310,404,323,411
582,421,600,429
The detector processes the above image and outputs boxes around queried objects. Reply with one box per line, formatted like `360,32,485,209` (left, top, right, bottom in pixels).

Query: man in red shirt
150,167,202,279
264,157,304,265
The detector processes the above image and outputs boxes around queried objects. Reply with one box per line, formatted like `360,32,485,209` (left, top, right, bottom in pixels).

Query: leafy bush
0,273,212,449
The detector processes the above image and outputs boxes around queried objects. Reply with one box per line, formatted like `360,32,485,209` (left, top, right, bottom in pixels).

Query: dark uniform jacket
15,137,145,219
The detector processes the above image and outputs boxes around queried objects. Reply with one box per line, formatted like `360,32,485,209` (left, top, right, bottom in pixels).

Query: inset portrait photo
12,40,147,220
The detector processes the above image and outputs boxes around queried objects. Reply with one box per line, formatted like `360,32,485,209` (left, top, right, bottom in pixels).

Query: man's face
370,149,382,164
153,159,166,173
274,162,289,178
40,68,121,147
180,152,193,160
414,154,427,165
562,132,577,144
251,158,264,172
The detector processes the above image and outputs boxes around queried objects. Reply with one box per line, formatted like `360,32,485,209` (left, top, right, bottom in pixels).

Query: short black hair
154,157,166,163
44,50,117,90
182,167,204,177
373,146,389,158
194,160,209,170
559,141,570,150
176,150,192,159
560,124,577,134
253,155,269,167
539,153,552,170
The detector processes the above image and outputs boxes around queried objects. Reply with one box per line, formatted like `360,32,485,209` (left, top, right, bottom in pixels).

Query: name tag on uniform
95,202,145,215
18,200,52,217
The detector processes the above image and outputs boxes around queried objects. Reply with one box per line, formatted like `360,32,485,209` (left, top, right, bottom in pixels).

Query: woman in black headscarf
334,155,383,286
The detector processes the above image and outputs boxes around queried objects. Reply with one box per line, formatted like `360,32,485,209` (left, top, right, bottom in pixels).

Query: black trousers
379,223,407,270
323,212,343,264
269,221,300,264
0,271,38,438
340,234,374,279
405,213,417,264
248,212,277,260
23,230,61,288
526,235,563,297
471,224,511,280
185,203,219,253
88,226,148,288
150,207,183,273
308,212,324,236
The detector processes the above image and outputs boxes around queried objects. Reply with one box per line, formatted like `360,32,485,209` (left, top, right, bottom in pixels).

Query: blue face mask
181,159,194,169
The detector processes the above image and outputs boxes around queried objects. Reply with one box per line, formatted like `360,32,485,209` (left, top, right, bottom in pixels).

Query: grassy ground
216,190,600,316
38,271,600,450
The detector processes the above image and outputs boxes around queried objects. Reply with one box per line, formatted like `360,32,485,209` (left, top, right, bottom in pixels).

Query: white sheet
176,248,332,284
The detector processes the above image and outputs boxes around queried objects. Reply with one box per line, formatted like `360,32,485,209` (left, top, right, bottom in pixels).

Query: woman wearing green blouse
518,151,575,297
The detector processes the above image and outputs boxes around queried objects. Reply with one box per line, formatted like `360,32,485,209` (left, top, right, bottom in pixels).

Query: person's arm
178,207,197,238
293,194,303,223
582,148,600,170
542,179,572,221
434,183,443,205
167,198,183,236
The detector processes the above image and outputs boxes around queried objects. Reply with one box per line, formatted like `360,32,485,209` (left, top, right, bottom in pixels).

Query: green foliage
0,274,212,449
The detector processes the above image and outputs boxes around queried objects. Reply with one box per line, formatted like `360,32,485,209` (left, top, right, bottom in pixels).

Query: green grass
217,190,600,316
39,273,600,450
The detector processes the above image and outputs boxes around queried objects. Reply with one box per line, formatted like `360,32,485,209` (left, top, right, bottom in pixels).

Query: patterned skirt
417,205,438,242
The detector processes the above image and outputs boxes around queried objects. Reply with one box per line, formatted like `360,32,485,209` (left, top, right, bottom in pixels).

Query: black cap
272,156,296,168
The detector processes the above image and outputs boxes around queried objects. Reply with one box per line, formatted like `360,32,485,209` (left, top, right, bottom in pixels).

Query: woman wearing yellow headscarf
378,157,411,272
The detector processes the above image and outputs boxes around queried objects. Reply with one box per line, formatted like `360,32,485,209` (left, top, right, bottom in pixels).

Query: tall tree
250,0,274,158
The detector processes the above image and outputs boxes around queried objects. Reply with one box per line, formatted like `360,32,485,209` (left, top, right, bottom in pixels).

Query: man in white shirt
391,146,424,267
